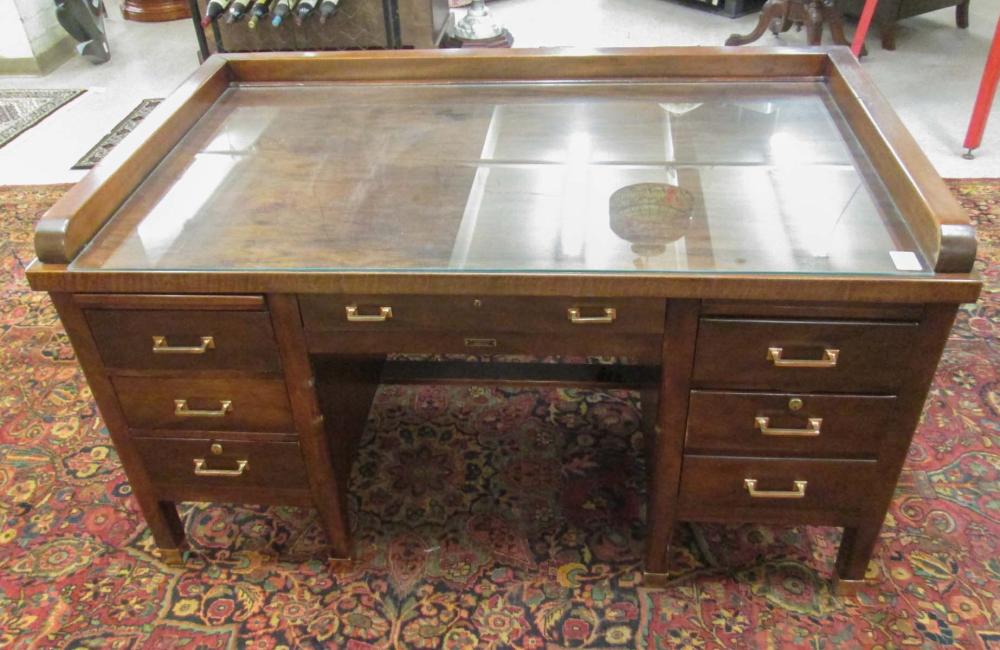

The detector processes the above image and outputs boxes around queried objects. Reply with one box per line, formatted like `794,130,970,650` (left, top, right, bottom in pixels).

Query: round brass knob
788,398,803,411
210,443,223,455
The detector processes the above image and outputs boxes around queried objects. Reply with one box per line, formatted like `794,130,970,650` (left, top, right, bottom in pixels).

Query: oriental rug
0,181,997,648
0,90,84,149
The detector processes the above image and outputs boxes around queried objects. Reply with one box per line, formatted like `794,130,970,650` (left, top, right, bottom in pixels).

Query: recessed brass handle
744,478,808,499
193,458,248,477
755,416,823,437
174,399,232,418
345,305,393,322
152,336,215,354
567,307,617,324
767,347,839,368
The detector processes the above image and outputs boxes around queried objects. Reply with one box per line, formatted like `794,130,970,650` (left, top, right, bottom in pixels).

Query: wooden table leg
963,16,1000,158
50,293,188,563
726,0,791,46
644,300,699,586
269,294,356,559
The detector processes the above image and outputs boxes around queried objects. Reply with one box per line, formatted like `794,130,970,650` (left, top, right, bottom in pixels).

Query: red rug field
0,181,997,648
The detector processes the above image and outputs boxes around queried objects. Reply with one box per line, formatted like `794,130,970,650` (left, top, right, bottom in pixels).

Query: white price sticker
890,251,923,272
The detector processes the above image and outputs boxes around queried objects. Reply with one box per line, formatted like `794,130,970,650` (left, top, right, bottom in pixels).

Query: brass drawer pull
766,347,839,368
744,478,808,499
567,307,617,324
345,305,393,322
174,399,232,418
152,335,215,354
193,458,248,477
755,416,823,437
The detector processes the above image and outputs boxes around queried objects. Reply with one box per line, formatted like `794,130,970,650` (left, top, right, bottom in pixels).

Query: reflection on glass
73,82,929,276
609,182,694,269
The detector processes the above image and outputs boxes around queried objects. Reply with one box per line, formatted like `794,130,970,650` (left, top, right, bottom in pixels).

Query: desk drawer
677,455,877,524
86,309,281,373
133,435,309,492
113,377,294,432
686,391,896,458
693,318,918,392
300,295,665,334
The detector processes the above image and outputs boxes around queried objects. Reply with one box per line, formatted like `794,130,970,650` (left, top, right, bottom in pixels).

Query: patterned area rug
0,90,84,149
0,181,997,648
71,99,163,170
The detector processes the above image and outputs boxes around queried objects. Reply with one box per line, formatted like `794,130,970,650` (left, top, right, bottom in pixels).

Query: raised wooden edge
25,265,983,304
220,47,830,83
825,49,978,274
74,293,265,310
32,57,231,265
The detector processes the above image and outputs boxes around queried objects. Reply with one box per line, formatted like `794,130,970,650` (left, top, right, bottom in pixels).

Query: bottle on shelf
200,0,233,26
246,0,271,28
317,0,338,23
225,0,250,22
270,0,291,26
293,0,315,25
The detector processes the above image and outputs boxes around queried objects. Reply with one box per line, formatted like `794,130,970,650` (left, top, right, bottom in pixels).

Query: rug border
71,97,163,171
0,89,86,149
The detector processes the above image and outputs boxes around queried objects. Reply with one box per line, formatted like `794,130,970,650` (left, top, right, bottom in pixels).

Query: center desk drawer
677,455,878,525
133,436,310,491
86,309,281,373
299,295,665,334
686,391,897,458
693,318,919,392
112,377,294,432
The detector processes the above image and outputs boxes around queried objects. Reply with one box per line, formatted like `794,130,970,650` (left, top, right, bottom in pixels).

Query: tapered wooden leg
833,523,881,595
726,0,791,46
49,293,189,562
644,301,699,584
269,294,360,559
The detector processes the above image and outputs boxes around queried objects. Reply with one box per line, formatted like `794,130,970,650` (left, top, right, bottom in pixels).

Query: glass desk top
72,81,930,276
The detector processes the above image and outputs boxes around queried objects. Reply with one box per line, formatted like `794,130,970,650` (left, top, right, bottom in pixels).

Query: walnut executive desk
27,48,982,595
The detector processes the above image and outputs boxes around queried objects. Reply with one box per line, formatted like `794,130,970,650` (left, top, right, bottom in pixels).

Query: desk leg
50,293,187,563
832,303,958,595
269,294,358,559
644,300,700,586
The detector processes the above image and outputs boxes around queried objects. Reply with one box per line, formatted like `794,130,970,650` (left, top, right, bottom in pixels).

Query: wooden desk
26,47,981,596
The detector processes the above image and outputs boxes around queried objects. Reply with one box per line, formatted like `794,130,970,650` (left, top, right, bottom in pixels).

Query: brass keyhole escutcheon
210,443,223,455
788,398,803,411
473,299,483,309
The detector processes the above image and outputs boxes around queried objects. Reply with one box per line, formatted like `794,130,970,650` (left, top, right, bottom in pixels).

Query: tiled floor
0,0,997,184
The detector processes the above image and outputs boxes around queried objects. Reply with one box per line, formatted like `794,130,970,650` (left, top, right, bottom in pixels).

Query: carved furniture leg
822,1,852,46
644,300,699,587
726,0,791,46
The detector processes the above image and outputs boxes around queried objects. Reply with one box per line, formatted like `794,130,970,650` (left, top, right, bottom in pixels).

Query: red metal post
963,16,1000,157
851,0,879,57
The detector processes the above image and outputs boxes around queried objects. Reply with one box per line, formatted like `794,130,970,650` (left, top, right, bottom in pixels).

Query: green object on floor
0,89,84,149
72,98,163,170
